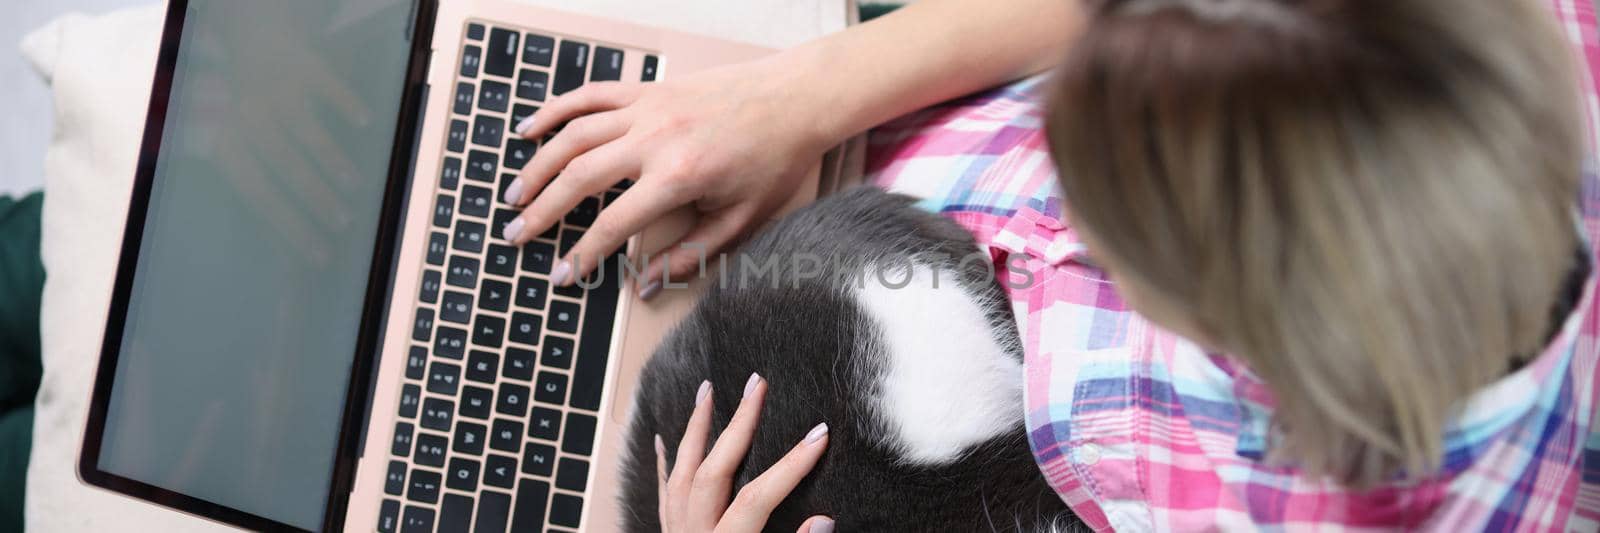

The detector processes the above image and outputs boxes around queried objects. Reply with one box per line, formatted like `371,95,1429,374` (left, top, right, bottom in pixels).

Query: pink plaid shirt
865,1,1600,530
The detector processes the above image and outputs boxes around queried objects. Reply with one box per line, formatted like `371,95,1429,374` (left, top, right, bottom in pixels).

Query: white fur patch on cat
853,262,1023,465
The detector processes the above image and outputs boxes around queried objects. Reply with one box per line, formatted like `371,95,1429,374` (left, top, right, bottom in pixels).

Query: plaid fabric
864,1,1600,530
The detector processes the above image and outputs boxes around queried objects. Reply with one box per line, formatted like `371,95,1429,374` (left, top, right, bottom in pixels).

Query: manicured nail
502,217,525,241
695,380,711,406
804,422,829,444
514,115,536,136
654,434,665,459
551,260,572,285
504,178,526,204
743,373,762,399
810,518,835,533
639,279,663,301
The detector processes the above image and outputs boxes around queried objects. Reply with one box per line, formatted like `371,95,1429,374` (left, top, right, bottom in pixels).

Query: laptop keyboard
380,21,658,533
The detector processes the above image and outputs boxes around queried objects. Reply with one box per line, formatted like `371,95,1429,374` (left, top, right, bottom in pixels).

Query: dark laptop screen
96,0,413,529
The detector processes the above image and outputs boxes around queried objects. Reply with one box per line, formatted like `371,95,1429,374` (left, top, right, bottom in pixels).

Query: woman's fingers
513,81,640,138
686,374,768,530
507,111,630,208
795,516,836,533
714,422,830,533
638,209,755,300
556,178,692,284
655,434,671,532
666,380,715,530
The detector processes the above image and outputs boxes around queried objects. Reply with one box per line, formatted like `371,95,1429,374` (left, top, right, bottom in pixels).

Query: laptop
76,0,858,531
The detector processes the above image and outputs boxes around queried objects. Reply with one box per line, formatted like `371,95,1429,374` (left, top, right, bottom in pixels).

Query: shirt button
1078,444,1102,465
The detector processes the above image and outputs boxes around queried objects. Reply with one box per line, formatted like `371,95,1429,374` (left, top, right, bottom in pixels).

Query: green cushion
0,190,45,533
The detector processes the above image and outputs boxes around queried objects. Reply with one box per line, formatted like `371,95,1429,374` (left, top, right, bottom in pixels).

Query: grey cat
616,187,1082,532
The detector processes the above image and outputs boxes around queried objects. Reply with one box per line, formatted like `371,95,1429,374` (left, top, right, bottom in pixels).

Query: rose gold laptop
77,0,853,531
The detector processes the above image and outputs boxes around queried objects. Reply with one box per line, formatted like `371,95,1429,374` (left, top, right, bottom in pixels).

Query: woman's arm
503,0,1084,291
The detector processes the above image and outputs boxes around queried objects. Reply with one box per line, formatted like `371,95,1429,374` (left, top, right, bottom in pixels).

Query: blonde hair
1046,0,1584,485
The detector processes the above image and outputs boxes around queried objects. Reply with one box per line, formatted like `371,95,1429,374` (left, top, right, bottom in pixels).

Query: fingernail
695,380,711,406
810,518,835,533
654,434,665,458
504,178,526,204
514,115,536,135
551,260,572,285
804,422,829,444
639,279,663,301
502,217,525,241
743,373,762,399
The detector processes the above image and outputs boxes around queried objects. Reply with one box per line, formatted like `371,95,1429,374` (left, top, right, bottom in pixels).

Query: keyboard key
447,256,479,288
432,194,455,228
392,422,414,456
516,276,549,310
461,184,494,218
504,138,536,171
517,69,549,101
522,33,555,66
448,120,469,153
591,47,623,82
466,23,485,41
447,458,481,492
454,421,487,455
478,80,510,113
378,499,400,533
511,104,538,129
428,232,449,266
441,292,473,324
521,241,555,275
386,461,407,495
556,457,589,491
509,312,542,346
549,493,583,528
548,301,579,334
542,336,574,370
553,41,590,96
427,361,460,396
440,157,462,190
407,468,442,504
565,197,599,228
453,82,474,115
535,371,568,405
435,326,467,358
466,150,497,182
480,279,512,312
421,398,454,432
528,407,561,441
511,480,550,532
484,456,517,489
497,382,529,417
486,28,519,77
503,347,536,381
472,115,505,148
460,45,482,78
486,244,518,276
562,412,597,456
460,385,493,419
522,442,556,477
406,346,427,379
642,55,659,82
454,220,487,254
419,270,442,304
557,227,583,258
414,432,447,467
490,418,523,452
476,490,511,533
402,504,436,533
438,493,473,533
398,384,421,419
466,351,499,384
412,308,434,341
572,255,622,410
473,314,505,348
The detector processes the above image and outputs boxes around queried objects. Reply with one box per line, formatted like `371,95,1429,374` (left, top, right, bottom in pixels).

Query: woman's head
1046,0,1584,485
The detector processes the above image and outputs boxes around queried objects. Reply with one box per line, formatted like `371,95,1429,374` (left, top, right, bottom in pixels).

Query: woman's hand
501,59,834,297
656,374,833,533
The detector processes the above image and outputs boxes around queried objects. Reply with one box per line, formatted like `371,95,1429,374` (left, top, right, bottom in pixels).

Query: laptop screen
95,0,414,529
